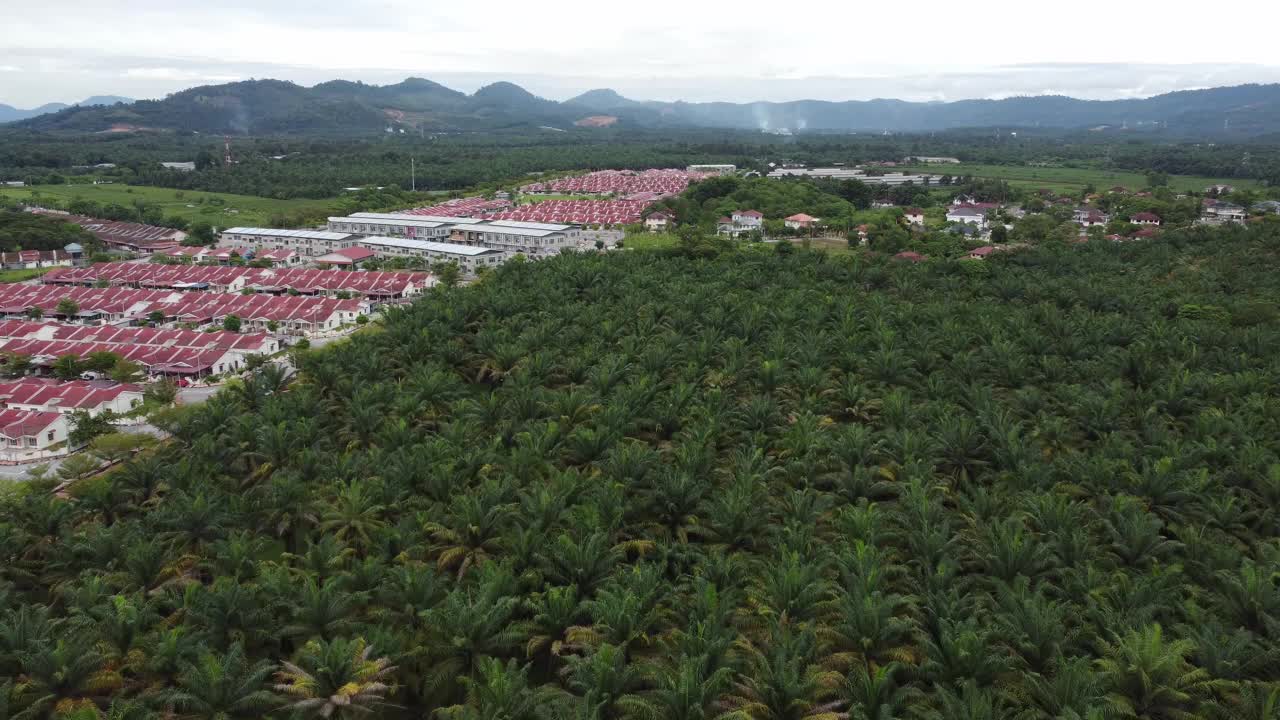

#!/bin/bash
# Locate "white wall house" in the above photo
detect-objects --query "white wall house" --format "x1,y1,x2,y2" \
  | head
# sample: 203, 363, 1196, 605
946, 207, 987, 228
0, 409, 68, 458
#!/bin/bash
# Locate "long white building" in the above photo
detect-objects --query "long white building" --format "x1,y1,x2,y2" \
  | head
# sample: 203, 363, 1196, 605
358, 237, 507, 272
327, 216, 455, 241
449, 220, 579, 257
221, 228, 357, 257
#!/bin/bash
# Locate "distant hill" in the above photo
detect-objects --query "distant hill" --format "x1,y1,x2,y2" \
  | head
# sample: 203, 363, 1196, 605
0, 96, 133, 123
9, 78, 1280, 137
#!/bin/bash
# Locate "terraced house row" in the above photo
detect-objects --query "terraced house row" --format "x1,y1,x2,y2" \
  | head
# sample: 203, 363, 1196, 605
0, 285, 368, 335
42, 264, 433, 300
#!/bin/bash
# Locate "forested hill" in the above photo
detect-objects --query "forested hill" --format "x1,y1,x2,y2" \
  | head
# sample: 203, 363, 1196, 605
11, 77, 1280, 137
5, 223, 1280, 718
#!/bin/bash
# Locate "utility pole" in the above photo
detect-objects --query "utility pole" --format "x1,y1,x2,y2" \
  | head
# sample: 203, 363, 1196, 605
411, 157, 416, 192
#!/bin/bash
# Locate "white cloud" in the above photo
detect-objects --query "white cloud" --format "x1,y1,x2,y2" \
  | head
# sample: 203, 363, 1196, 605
123, 67, 242, 82
0, 65, 19, 72
1, 0, 1279, 106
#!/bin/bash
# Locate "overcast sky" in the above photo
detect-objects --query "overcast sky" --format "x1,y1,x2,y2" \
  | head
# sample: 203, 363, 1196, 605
3, 0, 1280, 107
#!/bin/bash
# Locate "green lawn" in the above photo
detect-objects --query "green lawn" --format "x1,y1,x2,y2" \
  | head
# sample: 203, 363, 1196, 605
623, 231, 679, 250
0, 184, 340, 227
0, 267, 54, 283
900, 164, 1260, 194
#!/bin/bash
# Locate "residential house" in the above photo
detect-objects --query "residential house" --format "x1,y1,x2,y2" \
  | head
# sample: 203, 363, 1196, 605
903, 208, 926, 226
784, 213, 820, 230
1204, 203, 1247, 222
1130, 212, 1162, 226
644, 212, 672, 232
0, 379, 144, 417
1206, 184, 1235, 195
946, 207, 988, 229
1076, 210, 1109, 228
966, 246, 997, 261
315, 247, 378, 269
0, 409, 68, 458
254, 249, 302, 267
162, 246, 214, 263
717, 210, 765, 237
1254, 200, 1280, 215
0, 250, 75, 270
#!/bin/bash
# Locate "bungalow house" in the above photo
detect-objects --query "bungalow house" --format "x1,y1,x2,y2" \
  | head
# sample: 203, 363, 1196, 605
946, 207, 987, 229
315, 247, 378, 269
717, 210, 764, 237
966, 246, 997, 261
1204, 203, 1247, 222
1075, 210, 1109, 228
162, 246, 214, 263
0, 408, 68, 458
211, 248, 252, 265
644, 212, 672, 232
1254, 200, 1280, 215
903, 208, 926, 226
784, 213, 820, 230
1130, 212, 1162, 226
254, 249, 303, 267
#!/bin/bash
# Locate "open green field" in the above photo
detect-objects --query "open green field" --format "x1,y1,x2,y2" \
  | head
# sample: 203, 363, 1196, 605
0, 268, 53, 283
0, 184, 340, 227
901, 164, 1261, 194
622, 231, 679, 250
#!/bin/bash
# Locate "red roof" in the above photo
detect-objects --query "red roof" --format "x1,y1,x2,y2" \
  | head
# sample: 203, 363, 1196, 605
893, 251, 927, 262
1131, 212, 1161, 223
0, 408, 63, 438
737, 210, 763, 218
521, 169, 707, 196
41, 264, 428, 299
905, 208, 924, 215
0, 379, 142, 411
968, 246, 996, 257
333, 247, 377, 261
785, 213, 818, 222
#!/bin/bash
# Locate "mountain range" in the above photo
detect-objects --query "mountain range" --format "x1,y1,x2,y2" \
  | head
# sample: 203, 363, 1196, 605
6, 78, 1280, 137
0, 96, 133, 124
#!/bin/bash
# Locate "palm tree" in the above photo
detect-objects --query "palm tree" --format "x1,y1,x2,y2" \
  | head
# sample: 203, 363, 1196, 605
616, 653, 736, 720
557, 644, 644, 719
316, 482, 387, 551
1096, 624, 1215, 720
838, 662, 924, 720
720, 623, 840, 720
166, 643, 278, 720
274, 638, 397, 720
437, 658, 540, 720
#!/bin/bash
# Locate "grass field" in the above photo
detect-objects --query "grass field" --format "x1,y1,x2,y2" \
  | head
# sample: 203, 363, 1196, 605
0, 184, 340, 227
900, 164, 1260, 194
623, 231, 679, 250
0, 268, 54, 283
